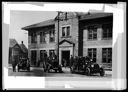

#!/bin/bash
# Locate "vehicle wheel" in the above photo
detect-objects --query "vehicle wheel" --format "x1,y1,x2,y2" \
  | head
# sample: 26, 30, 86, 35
44, 69, 47, 72
58, 68, 63, 73
55, 70, 57, 73
17, 67, 19, 72
70, 66, 75, 73
86, 68, 91, 76
70, 67, 73, 73
100, 68, 105, 76
47, 68, 50, 73
48, 70, 50, 73
27, 68, 30, 72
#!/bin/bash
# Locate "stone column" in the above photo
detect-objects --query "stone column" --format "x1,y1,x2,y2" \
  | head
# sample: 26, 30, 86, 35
96, 48, 102, 64
97, 25, 102, 41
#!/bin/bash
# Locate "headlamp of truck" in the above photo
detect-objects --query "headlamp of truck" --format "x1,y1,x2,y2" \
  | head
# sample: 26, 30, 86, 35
91, 64, 94, 67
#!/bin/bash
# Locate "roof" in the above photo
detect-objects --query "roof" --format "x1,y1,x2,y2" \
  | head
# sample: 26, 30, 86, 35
22, 12, 112, 31
79, 13, 113, 20
22, 19, 55, 30
19, 43, 28, 53
59, 39, 75, 45
9, 39, 18, 48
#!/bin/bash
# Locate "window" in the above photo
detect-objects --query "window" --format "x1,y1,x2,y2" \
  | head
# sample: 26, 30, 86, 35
102, 23, 112, 39
102, 48, 112, 63
49, 50, 55, 57
62, 26, 70, 37
31, 50, 36, 65
88, 26, 97, 40
40, 32, 46, 43
62, 27, 66, 37
31, 32, 37, 43
88, 48, 97, 62
67, 26, 70, 36
40, 50, 47, 60
49, 30, 55, 42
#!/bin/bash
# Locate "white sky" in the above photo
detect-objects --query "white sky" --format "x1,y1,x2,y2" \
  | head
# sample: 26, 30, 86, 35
9, 10, 57, 48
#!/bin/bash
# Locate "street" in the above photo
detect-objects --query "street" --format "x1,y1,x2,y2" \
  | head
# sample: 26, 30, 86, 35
8, 66, 112, 78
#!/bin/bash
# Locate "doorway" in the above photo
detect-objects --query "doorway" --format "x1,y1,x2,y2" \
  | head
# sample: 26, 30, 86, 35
31, 50, 37, 66
61, 50, 70, 67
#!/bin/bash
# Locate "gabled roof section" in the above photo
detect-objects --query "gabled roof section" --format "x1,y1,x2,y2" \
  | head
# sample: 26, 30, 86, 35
59, 39, 75, 45
9, 39, 19, 48
19, 44, 28, 53
22, 19, 55, 30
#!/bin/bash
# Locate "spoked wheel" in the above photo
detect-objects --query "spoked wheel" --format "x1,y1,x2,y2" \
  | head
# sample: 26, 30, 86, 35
86, 68, 91, 76
100, 68, 105, 76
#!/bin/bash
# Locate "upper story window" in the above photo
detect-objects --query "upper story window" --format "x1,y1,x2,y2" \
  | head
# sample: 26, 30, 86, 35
31, 32, 37, 43
40, 31, 46, 43
88, 26, 97, 40
102, 23, 112, 39
49, 30, 55, 42
62, 26, 70, 37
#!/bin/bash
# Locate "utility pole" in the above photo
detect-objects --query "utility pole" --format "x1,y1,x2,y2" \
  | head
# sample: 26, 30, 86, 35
56, 11, 67, 64
57, 11, 60, 63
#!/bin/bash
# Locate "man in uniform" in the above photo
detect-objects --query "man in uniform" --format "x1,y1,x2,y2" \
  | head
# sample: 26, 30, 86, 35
69, 55, 74, 69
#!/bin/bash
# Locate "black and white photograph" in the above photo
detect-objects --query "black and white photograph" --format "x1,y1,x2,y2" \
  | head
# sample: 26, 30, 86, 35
2, 2, 126, 90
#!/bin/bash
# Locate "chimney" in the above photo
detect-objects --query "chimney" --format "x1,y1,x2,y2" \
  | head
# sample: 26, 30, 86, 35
21, 41, 23, 44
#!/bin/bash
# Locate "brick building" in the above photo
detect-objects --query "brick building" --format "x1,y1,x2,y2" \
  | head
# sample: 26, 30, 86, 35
22, 12, 113, 69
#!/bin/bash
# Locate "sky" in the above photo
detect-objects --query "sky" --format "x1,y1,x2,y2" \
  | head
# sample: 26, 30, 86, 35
9, 11, 57, 48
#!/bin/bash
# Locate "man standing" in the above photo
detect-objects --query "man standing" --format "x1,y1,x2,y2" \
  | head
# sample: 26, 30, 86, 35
43, 51, 47, 72
69, 55, 73, 69
64, 59, 67, 69
12, 59, 17, 72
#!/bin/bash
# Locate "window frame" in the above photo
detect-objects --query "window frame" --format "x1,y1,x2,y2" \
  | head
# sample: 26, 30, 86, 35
102, 48, 112, 63
61, 25, 71, 38
49, 29, 55, 43
40, 50, 46, 60
88, 48, 97, 62
31, 32, 37, 43
40, 31, 46, 43
87, 25, 98, 40
102, 23, 113, 40
49, 50, 55, 57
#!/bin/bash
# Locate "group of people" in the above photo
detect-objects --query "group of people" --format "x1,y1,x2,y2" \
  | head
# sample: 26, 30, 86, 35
12, 57, 30, 72
40, 53, 58, 70
69, 55, 93, 70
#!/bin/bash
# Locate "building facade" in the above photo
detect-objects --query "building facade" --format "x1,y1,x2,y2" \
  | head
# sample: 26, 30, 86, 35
22, 12, 113, 69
